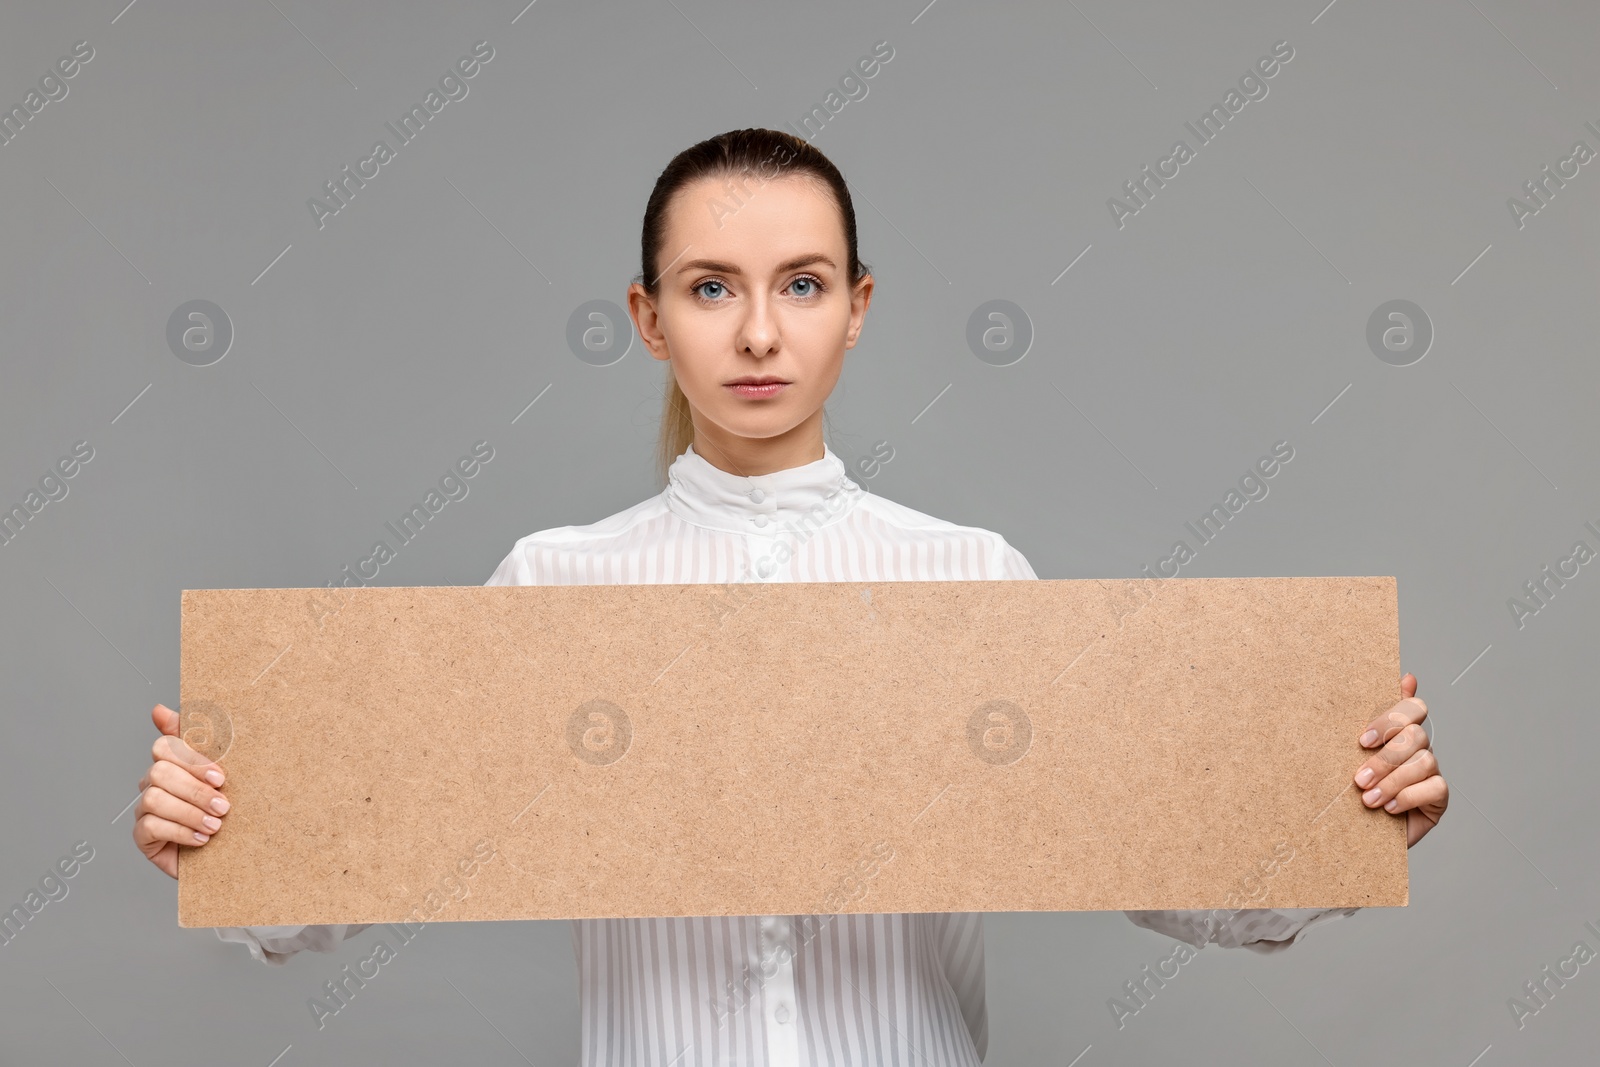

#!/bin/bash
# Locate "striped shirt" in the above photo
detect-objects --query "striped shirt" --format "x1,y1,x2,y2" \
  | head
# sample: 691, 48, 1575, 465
215, 441, 1358, 1063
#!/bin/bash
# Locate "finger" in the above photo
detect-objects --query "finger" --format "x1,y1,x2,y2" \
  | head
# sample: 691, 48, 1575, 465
129, 824, 179, 880
150, 843, 177, 879
1354, 721, 1429, 790
138, 784, 225, 837
149, 759, 231, 819
151, 732, 226, 786
1400, 673, 1417, 701
1359, 748, 1437, 808
1359, 693, 1428, 748
152, 702, 182, 737
1384, 773, 1448, 818
135, 810, 212, 849
1404, 779, 1449, 848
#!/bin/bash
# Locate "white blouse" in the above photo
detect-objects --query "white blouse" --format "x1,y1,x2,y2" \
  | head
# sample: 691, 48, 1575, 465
215, 441, 1358, 1064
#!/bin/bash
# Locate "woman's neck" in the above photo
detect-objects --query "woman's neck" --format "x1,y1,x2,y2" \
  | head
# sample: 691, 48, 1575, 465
687, 411, 827, 476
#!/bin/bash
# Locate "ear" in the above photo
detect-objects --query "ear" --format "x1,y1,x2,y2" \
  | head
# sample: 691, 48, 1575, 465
628, 282, 670, 362
844, 273, 874, 349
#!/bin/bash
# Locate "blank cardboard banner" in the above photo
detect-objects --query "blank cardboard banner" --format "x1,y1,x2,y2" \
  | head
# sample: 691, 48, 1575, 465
177, 576, 1406, 928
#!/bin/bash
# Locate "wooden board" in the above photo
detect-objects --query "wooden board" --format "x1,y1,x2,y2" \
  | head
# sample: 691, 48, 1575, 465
177, 577, 1406, 927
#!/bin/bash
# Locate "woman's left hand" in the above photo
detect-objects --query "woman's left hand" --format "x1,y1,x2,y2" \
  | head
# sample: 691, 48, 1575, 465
1352, 673, 1448, 847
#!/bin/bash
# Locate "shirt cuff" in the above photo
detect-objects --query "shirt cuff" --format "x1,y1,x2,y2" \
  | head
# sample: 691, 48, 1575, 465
1122, 907, 1360, 953
213, 923, 373, 966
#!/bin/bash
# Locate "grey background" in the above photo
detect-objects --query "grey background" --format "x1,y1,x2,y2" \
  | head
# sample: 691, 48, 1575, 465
2, 0, 1596, 1063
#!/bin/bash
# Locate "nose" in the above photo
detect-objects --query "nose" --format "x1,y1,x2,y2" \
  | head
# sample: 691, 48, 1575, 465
737, 290, 780, 358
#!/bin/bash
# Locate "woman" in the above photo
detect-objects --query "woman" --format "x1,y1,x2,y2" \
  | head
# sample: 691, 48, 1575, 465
135, 128, 1448, 1065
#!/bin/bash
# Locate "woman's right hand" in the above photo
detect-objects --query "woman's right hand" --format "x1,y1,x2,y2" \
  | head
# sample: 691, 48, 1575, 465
134, 703, 230, 879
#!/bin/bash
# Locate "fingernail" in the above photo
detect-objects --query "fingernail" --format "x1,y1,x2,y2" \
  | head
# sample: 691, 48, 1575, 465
193, 831, 210, 843
210, 797, 230, 815
1355, 767, 1375, 787
1360, 730, 1378, 746
205, 770, 224, 786
202, 815, 221, 831
1362, 787, 1382, 805
1385, 799, 1399, 812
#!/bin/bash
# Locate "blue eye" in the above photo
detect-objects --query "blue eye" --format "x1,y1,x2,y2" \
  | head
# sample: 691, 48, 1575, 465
692, 274, 826, 304
788, 274, 828, 298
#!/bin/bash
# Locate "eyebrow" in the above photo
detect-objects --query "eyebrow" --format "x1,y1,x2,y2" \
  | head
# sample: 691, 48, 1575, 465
675, 253, 836, 277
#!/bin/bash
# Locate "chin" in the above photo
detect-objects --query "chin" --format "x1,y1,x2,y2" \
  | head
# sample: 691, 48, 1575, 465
708, 414, 802, 441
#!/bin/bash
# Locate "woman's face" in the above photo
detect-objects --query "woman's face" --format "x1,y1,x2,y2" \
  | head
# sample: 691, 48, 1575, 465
629, 172, 872, 466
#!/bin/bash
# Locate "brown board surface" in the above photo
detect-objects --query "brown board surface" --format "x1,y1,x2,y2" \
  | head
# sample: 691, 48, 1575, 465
177, 577, 1406, 927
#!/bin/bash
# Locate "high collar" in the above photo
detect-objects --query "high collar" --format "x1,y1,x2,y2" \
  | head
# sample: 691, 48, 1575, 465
664, 441, 864, 535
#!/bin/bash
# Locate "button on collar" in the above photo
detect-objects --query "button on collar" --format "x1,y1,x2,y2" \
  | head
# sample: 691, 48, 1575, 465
663, 442, 863, 535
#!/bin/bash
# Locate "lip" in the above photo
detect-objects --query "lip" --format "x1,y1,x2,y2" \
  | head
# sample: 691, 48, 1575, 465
724, 377, 791, 399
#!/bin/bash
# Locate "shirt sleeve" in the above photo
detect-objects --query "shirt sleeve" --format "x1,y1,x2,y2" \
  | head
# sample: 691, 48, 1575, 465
934, 912, 989, 1062
485, 537, 533, 587
215, 544, 531, 964
212, 923, 374, 966
1122, 907, 1359, 953
993, 536, 1038, 581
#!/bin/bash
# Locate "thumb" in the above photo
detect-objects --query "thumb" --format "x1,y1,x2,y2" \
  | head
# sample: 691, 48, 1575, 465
153, 703, 181, 736
1399, 672, 1417, 700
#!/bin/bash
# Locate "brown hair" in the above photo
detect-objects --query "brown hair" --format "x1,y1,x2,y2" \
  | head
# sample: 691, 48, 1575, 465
635, 128, 869, 485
